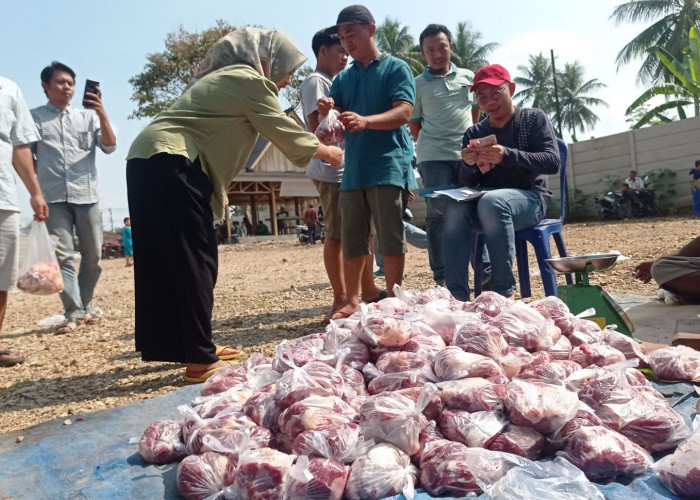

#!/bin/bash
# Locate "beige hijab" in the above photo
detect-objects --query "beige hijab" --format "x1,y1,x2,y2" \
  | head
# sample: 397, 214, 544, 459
193, 27, 307, 84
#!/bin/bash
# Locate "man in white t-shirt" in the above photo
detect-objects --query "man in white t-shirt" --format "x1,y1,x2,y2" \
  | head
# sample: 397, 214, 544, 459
300, 26, 384, 323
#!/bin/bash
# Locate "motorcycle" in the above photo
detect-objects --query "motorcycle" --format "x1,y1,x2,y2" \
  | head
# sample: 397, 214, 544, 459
297, 222, 325, 245
593, 187, 659, 220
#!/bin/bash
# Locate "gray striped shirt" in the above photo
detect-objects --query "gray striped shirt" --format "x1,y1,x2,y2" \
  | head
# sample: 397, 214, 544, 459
30, 103, 116, 204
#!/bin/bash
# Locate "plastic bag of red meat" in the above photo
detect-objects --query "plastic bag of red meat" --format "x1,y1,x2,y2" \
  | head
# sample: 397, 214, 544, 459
568, 317, 604, 346
419, 439, 533, 497
451, 319, 507, 361
557, 425, 652, 481
420, 299, 481, 344
654, 416, 700, 500
322, 323, 370, 369
16, 221, 64, 295
546, 334, 573, 360
353, 306, 413, 348
359, 383, 437, 455
177, 451, 237, 500
483, 456, 604, 500
531, 296, 576, 336
292, 422, 373, 464
201, 353, 276, 396
519, 360, 582, 385
224, 447, 296, 500
463, 290, 512, 317
367, 367, 437, 395
393, 284, 452, 306
438, 408, 507, 448
344, 443, 417, 500
315, 109, 345, 145
277, 395, 357, 439
242, 390, 282, 432
193, 387, 254, 418
438, 377, 506, 412
570, 342, 626, 368
602, 328, 649, 368
272, 337, 329, 372
179, 405, 265, 455
490, 302, 559, 352
487, 423, 545, 460
433, 346, 504, 380
504, 379, 579, 434
285, 455, 350, 500
649, 345, 700, 382
138, 418, 186, 464
274, 359, 345, 409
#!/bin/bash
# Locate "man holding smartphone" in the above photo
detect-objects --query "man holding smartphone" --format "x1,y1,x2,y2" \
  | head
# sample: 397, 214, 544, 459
30, 61, 116, 334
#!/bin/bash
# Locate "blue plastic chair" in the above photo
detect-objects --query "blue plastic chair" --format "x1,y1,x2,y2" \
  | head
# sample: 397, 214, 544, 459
474, 138, 572, 298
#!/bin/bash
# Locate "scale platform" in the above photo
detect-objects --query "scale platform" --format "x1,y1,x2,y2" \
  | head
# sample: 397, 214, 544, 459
547, 253, 635, 336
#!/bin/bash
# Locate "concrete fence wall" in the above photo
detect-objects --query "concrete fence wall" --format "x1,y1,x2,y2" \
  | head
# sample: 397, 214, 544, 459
562, 116, 700, 212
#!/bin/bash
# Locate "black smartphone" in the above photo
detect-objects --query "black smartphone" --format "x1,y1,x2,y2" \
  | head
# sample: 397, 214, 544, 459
83, 79, 100, 108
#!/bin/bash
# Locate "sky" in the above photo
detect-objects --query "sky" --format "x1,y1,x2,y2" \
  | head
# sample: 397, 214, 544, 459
2, 0, 650, 226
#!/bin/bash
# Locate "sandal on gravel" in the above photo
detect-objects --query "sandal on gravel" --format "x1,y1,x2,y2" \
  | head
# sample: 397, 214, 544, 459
215, 345, 244, 360
55, 320, 80, 335
363, 289, 388, 304
183, 360, 238, 383
0, 350, 26, 367
330, 305, 359, 321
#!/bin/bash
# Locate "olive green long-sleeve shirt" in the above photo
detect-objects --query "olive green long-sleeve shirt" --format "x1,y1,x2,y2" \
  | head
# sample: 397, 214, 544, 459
128, 64, 319, 217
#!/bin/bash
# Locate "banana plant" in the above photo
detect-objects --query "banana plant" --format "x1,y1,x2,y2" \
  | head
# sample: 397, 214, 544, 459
626, 26, 700, 129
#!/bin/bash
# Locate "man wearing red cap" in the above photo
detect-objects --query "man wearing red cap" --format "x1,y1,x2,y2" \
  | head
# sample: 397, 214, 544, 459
443, 64, 560, 301
318, 4, 415, 318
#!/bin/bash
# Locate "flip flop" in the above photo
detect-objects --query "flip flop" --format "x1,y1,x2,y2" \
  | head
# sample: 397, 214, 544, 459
183, 360, 238, 384
0, 349, 26, 367
330, 305, 359, 321
215, 345, 244, 361
363, 290, 388, 304
55, 320, 79, 335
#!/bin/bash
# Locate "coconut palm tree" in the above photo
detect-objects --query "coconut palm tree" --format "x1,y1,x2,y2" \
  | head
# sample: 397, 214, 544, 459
450, 21, 499, 72
610, 0, 700, 84
513, 53, 555, 113
375, 17, 423, 75
557, 62, 608, 141
626, 26, 700, 128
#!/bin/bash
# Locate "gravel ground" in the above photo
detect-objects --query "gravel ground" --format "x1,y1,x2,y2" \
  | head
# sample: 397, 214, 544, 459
0, 216, 696, 435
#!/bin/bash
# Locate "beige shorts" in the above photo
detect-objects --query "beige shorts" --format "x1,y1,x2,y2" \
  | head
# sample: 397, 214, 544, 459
0, 211, 19, 291
339, 185, 406, 259
311, 179, 341, 240
651, 255, 700, 285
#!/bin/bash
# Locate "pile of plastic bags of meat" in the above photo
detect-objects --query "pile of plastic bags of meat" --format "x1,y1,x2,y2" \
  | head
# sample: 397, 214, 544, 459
137, 287, 700, 500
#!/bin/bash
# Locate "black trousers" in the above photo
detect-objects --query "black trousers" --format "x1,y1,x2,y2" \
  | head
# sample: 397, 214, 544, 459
126, 154, 218, 363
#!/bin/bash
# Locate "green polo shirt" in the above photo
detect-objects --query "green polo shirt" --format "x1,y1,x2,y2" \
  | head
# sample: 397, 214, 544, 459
329, 53, 415, 191
127, 64, 319, 218
411, 63, 475, 163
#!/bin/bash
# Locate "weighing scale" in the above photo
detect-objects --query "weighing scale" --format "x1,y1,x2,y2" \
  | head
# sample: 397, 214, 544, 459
546, 253, 635, 336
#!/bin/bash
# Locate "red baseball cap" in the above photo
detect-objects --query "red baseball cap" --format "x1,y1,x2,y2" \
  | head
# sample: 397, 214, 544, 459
470, 64, 512, 91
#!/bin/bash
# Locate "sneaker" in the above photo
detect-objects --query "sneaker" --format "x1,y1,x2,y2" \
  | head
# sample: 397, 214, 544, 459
373, 270, 385, 278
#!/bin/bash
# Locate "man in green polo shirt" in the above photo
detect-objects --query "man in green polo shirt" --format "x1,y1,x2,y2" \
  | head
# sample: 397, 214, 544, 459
410, 24, 481, 287
318, 4, 415, 319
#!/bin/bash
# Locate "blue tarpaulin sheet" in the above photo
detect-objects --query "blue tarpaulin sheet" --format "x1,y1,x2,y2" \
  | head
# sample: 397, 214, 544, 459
0, 381, 696, 499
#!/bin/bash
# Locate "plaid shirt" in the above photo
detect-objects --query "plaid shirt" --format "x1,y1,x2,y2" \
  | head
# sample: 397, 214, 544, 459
30, 103, 116, 204
0, 77, 41, 212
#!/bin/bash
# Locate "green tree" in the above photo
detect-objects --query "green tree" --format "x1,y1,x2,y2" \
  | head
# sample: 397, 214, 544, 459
626, 26, 700, 128
280, 65, 314, 109
375, 17, 423, 75
610, 0, 700, 84
128, 20, 235, 119
450, 21, 499, 72
557, 62, 608, 141
513, 53, 555, 112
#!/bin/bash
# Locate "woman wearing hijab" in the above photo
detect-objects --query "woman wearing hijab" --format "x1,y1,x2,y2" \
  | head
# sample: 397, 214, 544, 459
126, 28, 343, 383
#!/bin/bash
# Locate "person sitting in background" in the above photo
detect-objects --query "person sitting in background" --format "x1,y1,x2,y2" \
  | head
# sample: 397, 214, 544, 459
242, 215, 253, 236
633, 235, 700, 304
443, 64, 560, 301
256, 220, 270, 236
232, 220, 244, 238
689, 159, 700, 216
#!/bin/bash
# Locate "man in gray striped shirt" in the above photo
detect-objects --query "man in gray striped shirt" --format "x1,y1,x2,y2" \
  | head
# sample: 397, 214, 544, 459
30, 61, 116, 333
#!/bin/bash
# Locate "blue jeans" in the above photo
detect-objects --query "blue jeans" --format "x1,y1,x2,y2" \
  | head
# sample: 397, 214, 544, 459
417, 161, 461, 283
693, 188, 700, 216
308, 225, 317, 244
443, 189, 543, 301
46, 203, 103, 320
375, 221, 428, 273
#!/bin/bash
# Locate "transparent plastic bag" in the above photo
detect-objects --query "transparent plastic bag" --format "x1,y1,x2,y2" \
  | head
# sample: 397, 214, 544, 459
654, 416, 700, 499
315, 109, 345, 145
16, 220, 63, 295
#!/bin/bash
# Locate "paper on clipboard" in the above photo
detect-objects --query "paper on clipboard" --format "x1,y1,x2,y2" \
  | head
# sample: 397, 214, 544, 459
426, 187, 485, 201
